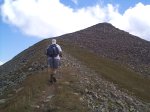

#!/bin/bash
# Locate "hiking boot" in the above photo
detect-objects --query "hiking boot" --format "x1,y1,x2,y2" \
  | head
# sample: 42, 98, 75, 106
49, 79, 53, 84
49, 74, 54, 83
52, 77, 57, 83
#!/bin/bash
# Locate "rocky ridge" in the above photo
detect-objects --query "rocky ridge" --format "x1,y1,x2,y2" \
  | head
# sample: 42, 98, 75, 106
59, 23, 150, 77
0, 39, 49, 95
26, 52, 150, 112
0, 22, 150, 111
56, 52, 150, 111
1, 46, 149, 111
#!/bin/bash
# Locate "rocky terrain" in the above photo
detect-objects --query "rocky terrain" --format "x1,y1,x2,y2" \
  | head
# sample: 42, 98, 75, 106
59, 23, 150, 77
0, 39, 49, 95
1, 52, 149, 112
0, 22, 150, 111
58, 53, 150, 112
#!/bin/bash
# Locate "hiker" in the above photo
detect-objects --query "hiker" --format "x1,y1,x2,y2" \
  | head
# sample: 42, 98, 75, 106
46, 39, 62, 83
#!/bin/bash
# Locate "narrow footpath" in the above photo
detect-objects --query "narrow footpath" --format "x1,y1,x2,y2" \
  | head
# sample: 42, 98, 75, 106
31, 53, 150, 112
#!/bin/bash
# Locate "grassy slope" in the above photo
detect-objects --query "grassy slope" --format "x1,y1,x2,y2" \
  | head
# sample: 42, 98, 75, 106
50, 67, 89, 112
0, 39, 88, 112
0, 70, 48, 112
0, 67, 88, 112
60, 40, 150, 102
1, 38, 150, 111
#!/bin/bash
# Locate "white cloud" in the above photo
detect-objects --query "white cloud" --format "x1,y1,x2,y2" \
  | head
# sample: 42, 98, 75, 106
0, 61, 4, 66
109, 3, 150, 41
71, 0, 78, 5
0, 0, 103, 38
0, 0, 150, 41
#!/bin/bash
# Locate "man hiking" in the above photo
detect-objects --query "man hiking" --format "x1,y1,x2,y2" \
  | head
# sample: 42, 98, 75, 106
46, 39, 62, 84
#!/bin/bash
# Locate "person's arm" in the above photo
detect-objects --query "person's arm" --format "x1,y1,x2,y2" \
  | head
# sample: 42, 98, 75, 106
59, 51, 62, 57
57, 44, 62, 57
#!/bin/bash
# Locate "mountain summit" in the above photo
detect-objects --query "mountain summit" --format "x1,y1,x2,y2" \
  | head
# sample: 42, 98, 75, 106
0, 23, 150, 111
59, 22, 150, 77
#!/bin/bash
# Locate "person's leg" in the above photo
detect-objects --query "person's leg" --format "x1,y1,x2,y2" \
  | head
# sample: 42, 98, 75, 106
49, 59, 59, 83
49, 68, 57, 82
52, 68, 57, 74
47, 67, 52, 82
52, 59, 60, 82
51, 68, 57, 82
48, 58, 54, 82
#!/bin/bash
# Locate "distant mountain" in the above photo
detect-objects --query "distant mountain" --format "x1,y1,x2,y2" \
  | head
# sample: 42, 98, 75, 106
59, 22, 150, 77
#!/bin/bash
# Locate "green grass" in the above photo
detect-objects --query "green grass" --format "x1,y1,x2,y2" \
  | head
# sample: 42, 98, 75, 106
0, 67, 89, 112
1, 38, 149, 111
0, 39, 89, 112
60, 41, 150, 102
0, 71, 49, 112
50, 67, 89, 112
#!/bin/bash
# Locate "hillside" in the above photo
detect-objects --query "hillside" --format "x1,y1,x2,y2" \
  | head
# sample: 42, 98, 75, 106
59, 23, 150, 77
0, 23, 150, 111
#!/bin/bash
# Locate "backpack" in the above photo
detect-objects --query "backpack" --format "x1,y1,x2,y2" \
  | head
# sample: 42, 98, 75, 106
47, 44, 59, 57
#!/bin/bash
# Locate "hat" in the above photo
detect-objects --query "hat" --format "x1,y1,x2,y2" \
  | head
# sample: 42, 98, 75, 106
52, 39, 56, 44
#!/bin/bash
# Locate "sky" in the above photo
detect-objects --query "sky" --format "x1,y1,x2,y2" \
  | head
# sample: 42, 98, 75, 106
0, 0, 150, 65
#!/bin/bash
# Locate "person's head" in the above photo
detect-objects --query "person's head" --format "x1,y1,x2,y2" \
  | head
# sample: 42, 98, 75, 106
52, 39, 56, 44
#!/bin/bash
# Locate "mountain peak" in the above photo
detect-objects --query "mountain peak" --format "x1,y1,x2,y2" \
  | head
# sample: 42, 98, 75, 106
93, 22, 114, 27
0, 22, 150, 111
60, 22, 150, 77
85, 22, 115, 30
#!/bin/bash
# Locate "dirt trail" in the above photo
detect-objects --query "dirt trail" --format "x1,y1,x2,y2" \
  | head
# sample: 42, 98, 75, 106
31, 69, 62, 112
30, 53, 89, 112
30, 53, 150, 112
32, 84, 57, 112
